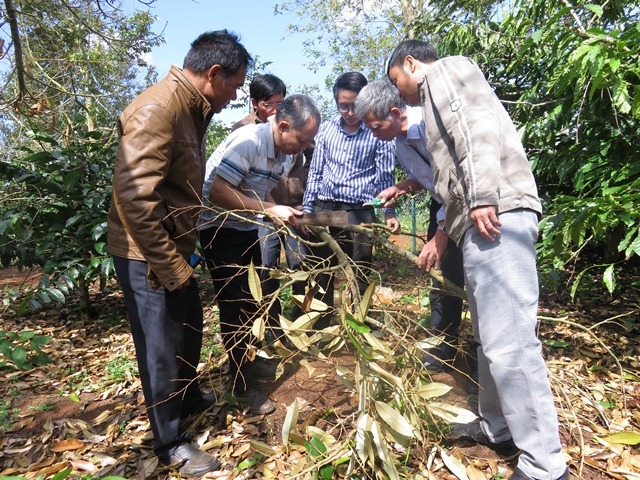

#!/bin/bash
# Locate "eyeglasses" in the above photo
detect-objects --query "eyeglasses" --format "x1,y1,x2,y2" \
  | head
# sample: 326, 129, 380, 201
260, 101, 283, 110
337, 104, 356, 114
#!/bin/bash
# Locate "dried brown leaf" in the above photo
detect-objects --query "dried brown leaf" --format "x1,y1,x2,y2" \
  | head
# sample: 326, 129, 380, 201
50, 437, 85, 452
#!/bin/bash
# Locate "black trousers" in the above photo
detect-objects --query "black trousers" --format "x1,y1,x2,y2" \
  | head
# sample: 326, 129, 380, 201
425, 198, 466, 361
199, 226, 262, 392
113, 256, 204, 456
307, 203, 377, 327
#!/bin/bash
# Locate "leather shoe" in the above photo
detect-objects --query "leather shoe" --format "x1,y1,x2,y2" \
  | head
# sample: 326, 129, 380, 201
244, 388, 275, 415
161, 442, 221, 477
243, 358, 279, 380
510, 466, 570, 480
447, 421, 519, 456
182, 392, 216, 419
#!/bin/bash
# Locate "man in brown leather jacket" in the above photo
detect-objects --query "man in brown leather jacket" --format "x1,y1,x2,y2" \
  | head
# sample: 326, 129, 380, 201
107, 30, 252, 478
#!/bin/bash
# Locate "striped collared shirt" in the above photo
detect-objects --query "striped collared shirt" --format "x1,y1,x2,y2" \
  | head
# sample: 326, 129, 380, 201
302, 115, 395, 213
198, 120, 293, 231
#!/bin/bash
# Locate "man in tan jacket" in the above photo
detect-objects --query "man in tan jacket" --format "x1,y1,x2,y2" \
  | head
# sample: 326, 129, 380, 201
107, 30, 251, 477
387, 40, 568, 480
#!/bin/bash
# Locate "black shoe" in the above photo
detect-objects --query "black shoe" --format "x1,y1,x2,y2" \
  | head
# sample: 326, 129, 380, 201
244, 388, 275, 415
447, 421, 520, 457
510, 466, 570, 480
182, 392, 216, 419
161, 442, 221, 477
423, 343, 456, 372
243, 358, 279, 380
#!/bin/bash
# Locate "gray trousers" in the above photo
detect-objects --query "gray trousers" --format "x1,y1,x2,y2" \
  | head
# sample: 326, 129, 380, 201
463, 209, 566, 479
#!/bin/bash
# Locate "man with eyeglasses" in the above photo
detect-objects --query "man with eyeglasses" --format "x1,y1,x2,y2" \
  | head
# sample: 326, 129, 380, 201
198, 94, 321, 416
302, 72, 398, 327
232, 73, 286, 130
232, 74, 314, 340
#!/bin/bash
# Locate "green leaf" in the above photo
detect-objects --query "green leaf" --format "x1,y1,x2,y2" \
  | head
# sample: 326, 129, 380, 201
345, 317, 370, 333
599, 431, 640, 445
320, 464, 334, 480
11, 346, 28, 369
602, 264, 616, 294
51, 467, 73, 480
307, 436, 328, 457
236, 453, 263, 470
584, 4, 604, 16
45, 287, 66, 303
68, 393, 81, 402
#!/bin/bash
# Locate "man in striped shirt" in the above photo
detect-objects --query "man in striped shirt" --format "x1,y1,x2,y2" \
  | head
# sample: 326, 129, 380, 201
198, 94, 320, 415
302, 72, 397, 327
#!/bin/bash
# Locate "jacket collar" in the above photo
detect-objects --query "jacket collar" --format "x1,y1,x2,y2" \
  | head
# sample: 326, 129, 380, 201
168, 65, 213, 123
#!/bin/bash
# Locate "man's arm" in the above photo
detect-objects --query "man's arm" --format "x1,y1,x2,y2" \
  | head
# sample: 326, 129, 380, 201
209, 176, 302, 226
113, 105, 193, 290
302, 129, 326, 213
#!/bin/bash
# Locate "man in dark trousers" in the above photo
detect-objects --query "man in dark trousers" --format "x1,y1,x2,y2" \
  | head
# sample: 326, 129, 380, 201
107, 31, 252, 477
231, 74, 312, 338
198, 94, 320, 416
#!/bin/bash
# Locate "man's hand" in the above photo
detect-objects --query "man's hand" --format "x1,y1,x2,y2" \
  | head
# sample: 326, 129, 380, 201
182, 272, 196, 288
265, 205, 303, 227
386, 215, 401, 234
417, 229, 449, 271
376, 185, 402, 207
470, 205, 501, 240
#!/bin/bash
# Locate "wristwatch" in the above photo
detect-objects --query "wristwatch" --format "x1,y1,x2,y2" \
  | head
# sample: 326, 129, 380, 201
437, 224, 446, 233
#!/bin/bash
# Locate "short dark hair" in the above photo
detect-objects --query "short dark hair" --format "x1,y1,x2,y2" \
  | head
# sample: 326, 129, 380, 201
249, 74, 287, 101
387, 40, 439, 75
276, 94, 321, 130
183, 30, 253, 77
332, 72, 368, 101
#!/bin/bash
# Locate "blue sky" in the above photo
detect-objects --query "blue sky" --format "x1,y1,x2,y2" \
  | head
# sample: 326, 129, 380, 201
143, 0, 333, 123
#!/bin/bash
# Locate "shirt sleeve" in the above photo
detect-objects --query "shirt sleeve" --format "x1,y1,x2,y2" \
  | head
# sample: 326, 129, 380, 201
373, 138, 397, 217
302, 125, 326, 213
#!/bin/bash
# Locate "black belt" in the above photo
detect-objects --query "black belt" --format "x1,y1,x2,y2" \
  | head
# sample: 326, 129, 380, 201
316, 200, 372, 211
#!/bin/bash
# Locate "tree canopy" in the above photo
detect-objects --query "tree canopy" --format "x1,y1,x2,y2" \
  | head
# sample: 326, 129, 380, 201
275, 0, 640, 294
0, 0, 638, 311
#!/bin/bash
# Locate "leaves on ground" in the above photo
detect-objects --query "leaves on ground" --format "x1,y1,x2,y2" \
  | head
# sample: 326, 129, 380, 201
1, 249, 639, 479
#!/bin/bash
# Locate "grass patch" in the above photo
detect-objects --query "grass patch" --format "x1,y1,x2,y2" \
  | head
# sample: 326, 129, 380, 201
0, 400, 19, 433
105, 356, 137, 383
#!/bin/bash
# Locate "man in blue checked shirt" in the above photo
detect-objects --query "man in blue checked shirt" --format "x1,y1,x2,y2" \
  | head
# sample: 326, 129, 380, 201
302, 72, 398, 327
354, 79, 479, 395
